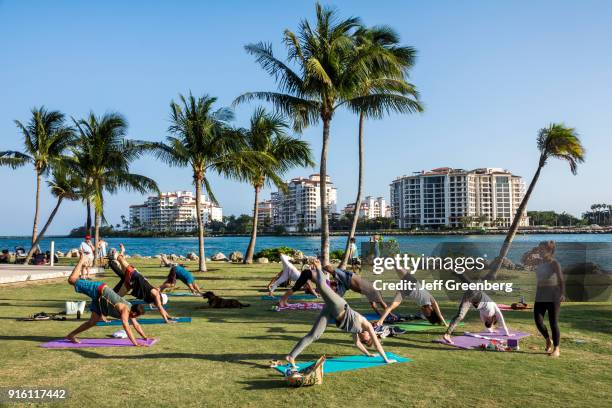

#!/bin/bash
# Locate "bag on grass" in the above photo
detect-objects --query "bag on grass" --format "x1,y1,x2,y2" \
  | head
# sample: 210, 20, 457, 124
285, 355, 326, 387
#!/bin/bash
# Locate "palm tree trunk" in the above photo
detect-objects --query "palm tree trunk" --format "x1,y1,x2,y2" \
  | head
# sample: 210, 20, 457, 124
86, 199, 92, 235
244, 185, 260, 264
341, 112, 365, 268
194, 174, 207, 272
320, 118, 331, 265
24, 197, 63, 264
94, 209, 100, 266
31, 170, 42, 245
486, 158, 545, 279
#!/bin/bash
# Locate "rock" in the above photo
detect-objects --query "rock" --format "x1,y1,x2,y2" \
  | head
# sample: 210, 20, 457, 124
206, 257, 211, 262
229, 251, 243, 262
154, 254, 162, 259
132, 254, 142, 259
187, 252, 199, 261
169, 254, 179, 261
291, 250, 305, 262
67, 248, 79, 258
256, 257, 269, 264
178, 255, 187, 261
211, 252, 228, 261
55, 251, 65, 258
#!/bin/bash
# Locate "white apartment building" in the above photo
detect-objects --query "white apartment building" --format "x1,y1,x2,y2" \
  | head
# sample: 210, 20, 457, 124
390, 167, 528, 229
271, 174, 338, 232
256, 200, 273, 225
129, 191, 223, 232
342, 196, 391, 219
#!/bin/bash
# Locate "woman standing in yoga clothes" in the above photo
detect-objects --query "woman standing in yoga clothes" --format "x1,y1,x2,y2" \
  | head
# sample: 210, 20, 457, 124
529, 241, 565, 357
285, 259, 396, 368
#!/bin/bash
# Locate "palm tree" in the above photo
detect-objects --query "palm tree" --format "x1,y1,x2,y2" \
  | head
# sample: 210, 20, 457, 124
70, 112, 159, 257
24, 164, 81, 264
0, 107, 74, 244
236, 107, 314, 264
487, 123, 585, 279
236, 3, 413, 263
154, 93, 265, 272
339, 25, 423, 268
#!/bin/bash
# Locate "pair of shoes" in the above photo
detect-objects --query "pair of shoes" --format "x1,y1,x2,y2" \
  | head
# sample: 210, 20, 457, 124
374, 325, 391, 339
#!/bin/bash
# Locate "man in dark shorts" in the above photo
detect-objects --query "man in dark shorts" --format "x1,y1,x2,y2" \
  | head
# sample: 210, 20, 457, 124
158, 254, 203, 295
277, 267, 319, 307
66, 253, 150, 346
109, 244, 173, 323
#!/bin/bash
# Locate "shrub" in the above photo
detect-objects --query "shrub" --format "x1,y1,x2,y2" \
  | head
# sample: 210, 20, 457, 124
330, 249, 345, 260
254, 246, 296, 262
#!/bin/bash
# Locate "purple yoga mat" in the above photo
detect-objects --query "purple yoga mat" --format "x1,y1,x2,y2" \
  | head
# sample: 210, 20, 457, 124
434, 329, 531, 350
41, 338, 157, 349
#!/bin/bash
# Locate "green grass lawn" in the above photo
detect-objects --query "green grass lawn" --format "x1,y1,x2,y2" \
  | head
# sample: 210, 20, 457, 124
0, 260, 611, 407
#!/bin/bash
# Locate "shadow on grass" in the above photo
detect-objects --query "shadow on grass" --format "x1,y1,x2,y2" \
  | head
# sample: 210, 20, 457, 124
239, 378, 285, 390
0, 334, 58, 342
63, 349, 273, 368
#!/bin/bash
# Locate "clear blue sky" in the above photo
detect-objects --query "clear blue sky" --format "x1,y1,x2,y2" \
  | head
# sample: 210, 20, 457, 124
1, 0, 611, 235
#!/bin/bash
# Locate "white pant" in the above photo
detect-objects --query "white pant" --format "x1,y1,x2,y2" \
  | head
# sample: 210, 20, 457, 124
270, 255, 300, 292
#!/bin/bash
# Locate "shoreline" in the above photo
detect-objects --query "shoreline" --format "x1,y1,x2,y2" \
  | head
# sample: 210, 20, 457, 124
2, 227, 611, 240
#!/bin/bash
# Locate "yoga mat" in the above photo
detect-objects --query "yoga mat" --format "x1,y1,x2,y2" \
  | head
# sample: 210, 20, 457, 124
433, 329, 531, 350
41, 338, 157, 349
394, 321, 464, 332
274, 352, 410, 375
274, 302, 324, 311
261, 294, 317, 301
166, 292, 198, 297
96, 317, 191, 326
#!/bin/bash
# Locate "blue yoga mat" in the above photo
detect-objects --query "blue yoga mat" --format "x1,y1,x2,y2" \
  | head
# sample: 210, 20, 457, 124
96, 317, 191, 326
274, 352, 410, 375
261, 294, 316, 301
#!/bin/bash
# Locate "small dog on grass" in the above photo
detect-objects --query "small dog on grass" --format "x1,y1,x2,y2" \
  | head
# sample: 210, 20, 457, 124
202, 291, 250, 308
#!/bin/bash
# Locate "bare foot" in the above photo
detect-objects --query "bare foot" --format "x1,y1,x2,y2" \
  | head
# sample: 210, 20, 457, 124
549, 347, 560, 357
442, 333, 453, 344
285, 355, 296, 367
545, 338, 553, 353
67, 336, 80, 344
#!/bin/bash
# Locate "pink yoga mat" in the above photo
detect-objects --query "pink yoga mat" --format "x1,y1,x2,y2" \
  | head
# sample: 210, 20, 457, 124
275, 302, 324, 311
41, 338, 157, 349
434, 329, 530, 349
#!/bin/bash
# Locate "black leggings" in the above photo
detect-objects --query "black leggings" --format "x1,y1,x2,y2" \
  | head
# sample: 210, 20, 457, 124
533, 301, 560, 347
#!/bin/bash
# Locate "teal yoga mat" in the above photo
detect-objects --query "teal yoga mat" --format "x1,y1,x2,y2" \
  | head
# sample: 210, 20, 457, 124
166, 292, 199, 297
261, 294, 316, 301
274, 352, 410, 375
96, 317, 191, 326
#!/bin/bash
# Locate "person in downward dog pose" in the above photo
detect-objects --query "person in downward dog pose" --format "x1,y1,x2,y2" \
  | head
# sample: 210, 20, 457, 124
267, 254, 315, 297
442, 290, 510, 344
158, 254, 202, 295
376, 268, 447, 327
285, 259, 396, 368
322, 265, 390, 316
108, 244, 173, 323
65, 253, 149, 346
277, 265, 319, 307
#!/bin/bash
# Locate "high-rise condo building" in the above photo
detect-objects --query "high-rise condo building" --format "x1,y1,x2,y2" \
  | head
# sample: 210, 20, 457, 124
390, 167, 528, 229
342, 196, 391, 219
129, 191, 223, 232
271, 174, 338, 232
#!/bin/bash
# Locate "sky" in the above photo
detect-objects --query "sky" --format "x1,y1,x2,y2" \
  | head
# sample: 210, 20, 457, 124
1, 0, 611, 235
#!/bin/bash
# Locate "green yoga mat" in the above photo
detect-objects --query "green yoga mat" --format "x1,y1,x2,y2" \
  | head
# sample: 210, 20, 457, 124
274, 352, 410, 374
394, 321, 463, 332
96, 317, 191, 326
